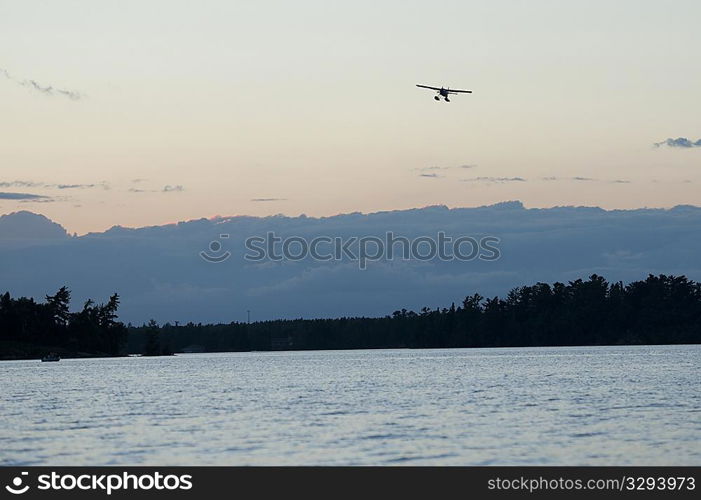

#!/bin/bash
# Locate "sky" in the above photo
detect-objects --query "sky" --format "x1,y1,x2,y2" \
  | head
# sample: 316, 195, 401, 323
1, 0, 700, 235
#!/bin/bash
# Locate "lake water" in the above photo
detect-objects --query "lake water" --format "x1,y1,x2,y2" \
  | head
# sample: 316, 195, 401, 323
1, 346, 699, 465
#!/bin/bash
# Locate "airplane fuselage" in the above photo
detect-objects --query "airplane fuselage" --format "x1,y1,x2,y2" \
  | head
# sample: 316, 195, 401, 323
434, 88, 453, 101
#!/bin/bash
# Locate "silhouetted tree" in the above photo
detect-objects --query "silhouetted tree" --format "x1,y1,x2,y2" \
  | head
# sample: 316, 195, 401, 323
0, 288, 128, 359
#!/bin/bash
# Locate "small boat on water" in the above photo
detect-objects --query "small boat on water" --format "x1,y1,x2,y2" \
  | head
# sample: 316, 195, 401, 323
41, 353, 61, 362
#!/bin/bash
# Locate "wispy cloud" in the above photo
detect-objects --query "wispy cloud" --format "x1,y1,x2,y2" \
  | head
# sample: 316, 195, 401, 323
415, 164, 479, 180
129, 184, 183, 194
127, 181, 183, 194
19, 197, 56, 204
0, 181, 43, 188
56, 183, 107, 190
0, 192, 50, 200
541, 176, 597, 182
1, 67, 83, 100
540, 176, 632, 184
462, 176, 526, 183
415, 163, 478, 173
251, 198, 287, 202
653, 137, 701, 148
0, 180, 108, 190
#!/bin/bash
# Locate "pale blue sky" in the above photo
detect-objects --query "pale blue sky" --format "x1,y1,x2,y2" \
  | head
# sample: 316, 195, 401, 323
1, 0, 700, 233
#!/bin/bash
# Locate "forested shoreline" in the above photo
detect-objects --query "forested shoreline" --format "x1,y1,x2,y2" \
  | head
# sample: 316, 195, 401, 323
0, 287, 127, 360
2, 274, 700, 360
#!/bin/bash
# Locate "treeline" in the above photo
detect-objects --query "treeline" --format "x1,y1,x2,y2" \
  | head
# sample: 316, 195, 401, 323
128, 274, 701, 353
0, 287, 127, 359
2, 274, 699, 359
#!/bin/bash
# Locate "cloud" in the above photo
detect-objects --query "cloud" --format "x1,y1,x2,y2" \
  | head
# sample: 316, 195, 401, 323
540, 176, 631, 184
0, 192, 50, 200
4, 202, 701, 324
56, 183, 101, 190
128, 181, 180, 194
654, 137, 701, 148
416, 163, 478, 173
462, 176, 526, 183
251, 198, 287, 202
0, 180, 109, 190
0, 181, 43, 188
1, 67, 83, 100
19, 198, 56, 204
463, 175, 629, 184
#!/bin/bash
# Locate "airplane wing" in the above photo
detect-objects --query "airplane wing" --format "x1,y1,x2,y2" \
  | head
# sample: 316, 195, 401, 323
447, 89, 473, 94
416, 84, 441, 91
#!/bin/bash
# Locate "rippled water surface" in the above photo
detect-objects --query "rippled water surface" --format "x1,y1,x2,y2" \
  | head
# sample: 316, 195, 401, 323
1, 346, 699, 465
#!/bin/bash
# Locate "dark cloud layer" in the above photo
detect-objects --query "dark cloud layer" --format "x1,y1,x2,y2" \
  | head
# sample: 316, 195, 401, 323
2, 203, 700, 324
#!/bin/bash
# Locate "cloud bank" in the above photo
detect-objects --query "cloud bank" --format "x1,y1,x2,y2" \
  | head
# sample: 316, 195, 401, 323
3, 203, 700, 324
